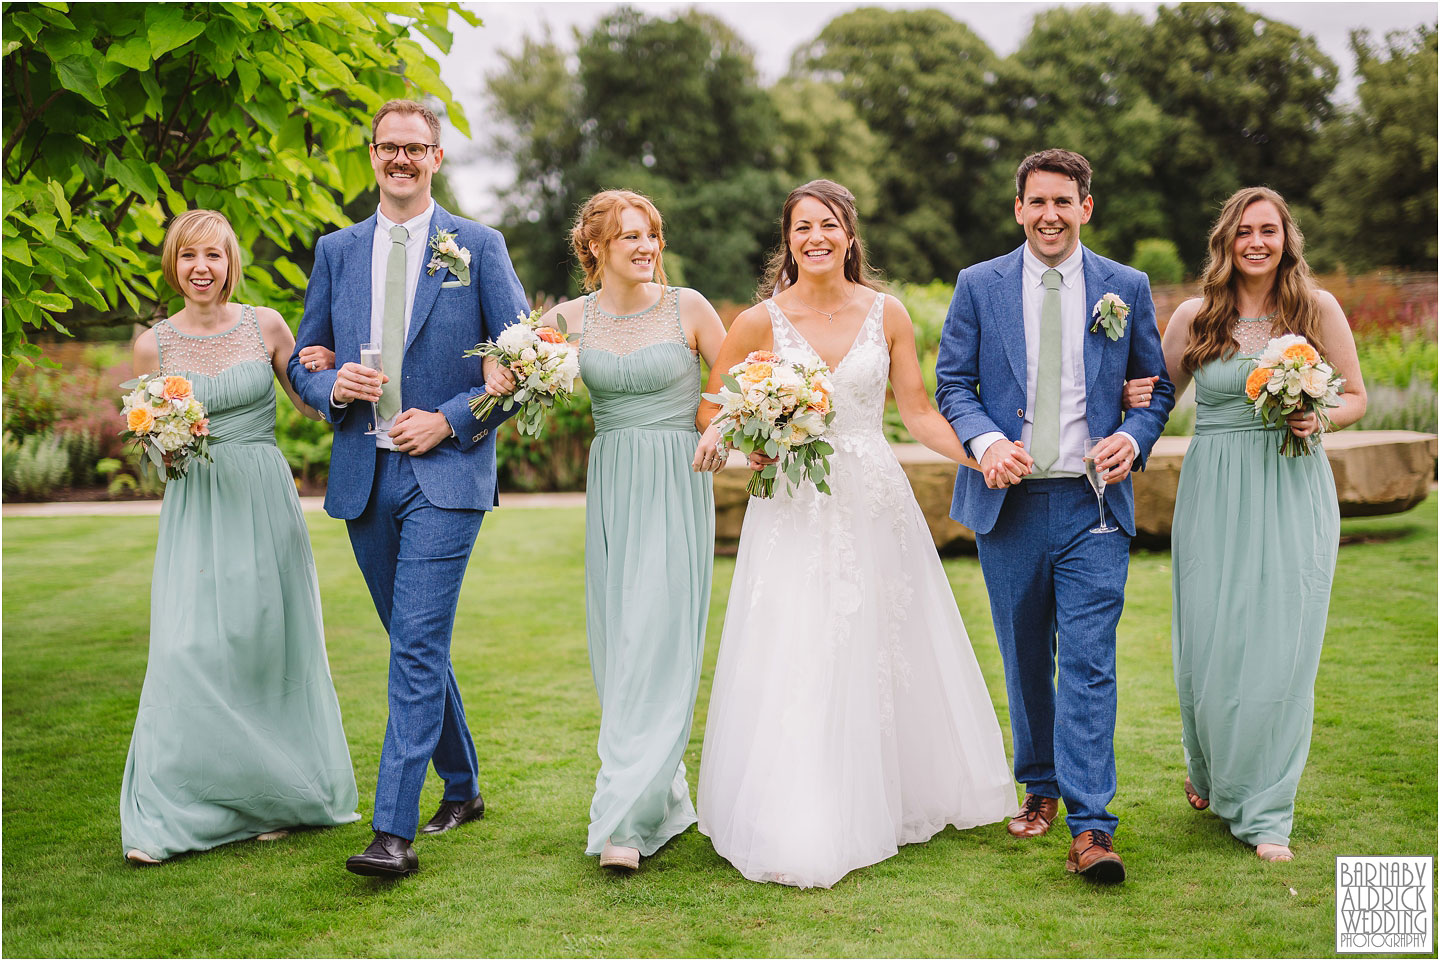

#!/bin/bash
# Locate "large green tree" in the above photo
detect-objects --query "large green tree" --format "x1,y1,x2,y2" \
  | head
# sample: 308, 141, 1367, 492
792, 8, 1011, 282
1312, 25, 1438, 271
2, 1, 476, 375
1136, 2, 1338, 268
1007, 6, 1173, 263
486, 7, 791, 302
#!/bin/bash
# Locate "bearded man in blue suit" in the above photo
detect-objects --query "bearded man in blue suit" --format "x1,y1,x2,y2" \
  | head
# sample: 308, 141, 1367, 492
935, 149, 1174, 884
289, 100, 528, 877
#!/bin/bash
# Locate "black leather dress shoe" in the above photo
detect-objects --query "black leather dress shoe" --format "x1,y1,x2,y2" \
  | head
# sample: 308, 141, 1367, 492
419, 793, 485, 835
345, 831, 418, 878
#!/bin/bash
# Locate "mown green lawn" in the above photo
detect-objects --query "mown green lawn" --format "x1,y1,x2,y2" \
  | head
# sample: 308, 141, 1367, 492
3, 497, 1435, 957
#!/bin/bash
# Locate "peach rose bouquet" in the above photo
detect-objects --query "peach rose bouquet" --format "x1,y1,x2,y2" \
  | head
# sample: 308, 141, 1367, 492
704, 349, 836, 498
1245, 333, 1344, 457
119, 373, 212, 479
464, 308, 580, 437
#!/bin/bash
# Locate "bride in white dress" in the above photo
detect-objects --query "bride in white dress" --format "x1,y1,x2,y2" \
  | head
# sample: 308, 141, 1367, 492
693, 180, 1015, 889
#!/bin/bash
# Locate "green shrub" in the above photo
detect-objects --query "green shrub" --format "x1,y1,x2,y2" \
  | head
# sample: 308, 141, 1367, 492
4, 344, 130, 491
495, 382, 595, 492
1354, 382, 1438, 433
3, 431, 72, 500
59, 428, 101, 486
273, 385, 333, 486
1353, 325, 1438, 391
893, 280, 953, 359
1161, 400, 1196, 436
1131, 239, 1185, 286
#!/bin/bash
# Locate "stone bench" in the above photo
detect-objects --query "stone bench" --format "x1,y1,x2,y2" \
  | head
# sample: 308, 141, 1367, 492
714, 431, 1437, 552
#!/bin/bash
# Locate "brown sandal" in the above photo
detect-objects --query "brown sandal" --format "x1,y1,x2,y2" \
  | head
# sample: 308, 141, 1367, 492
1184, 777, 1209, 811
1257, 844, 1294, 862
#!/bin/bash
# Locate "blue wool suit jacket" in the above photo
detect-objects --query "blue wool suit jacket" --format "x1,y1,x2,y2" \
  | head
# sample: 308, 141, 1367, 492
934, 244, 1175, 536
288, 205, 529, 519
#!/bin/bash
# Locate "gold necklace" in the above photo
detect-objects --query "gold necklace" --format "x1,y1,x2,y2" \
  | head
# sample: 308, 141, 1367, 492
794, 285, 856, 324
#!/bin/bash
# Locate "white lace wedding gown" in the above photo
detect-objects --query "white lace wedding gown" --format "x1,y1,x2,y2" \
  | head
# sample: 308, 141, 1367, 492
697, 291, 1015, 889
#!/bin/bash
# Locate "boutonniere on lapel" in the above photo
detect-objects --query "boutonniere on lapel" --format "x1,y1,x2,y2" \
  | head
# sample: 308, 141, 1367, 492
1090, 293, 1130, 341
426, 228, 471, 286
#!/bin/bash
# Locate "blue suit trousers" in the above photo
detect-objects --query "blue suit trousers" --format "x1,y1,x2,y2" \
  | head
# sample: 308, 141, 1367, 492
347, 450, 484, 840
974, 477, 1128, 836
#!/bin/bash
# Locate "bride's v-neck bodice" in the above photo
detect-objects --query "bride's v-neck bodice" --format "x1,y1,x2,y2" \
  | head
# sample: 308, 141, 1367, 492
764, 291, 889, 448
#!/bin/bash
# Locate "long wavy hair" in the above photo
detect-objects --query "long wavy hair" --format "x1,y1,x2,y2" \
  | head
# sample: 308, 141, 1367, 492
757, 180, 884, 301
570, 189, 669, 292
1183, 186, 1325, 374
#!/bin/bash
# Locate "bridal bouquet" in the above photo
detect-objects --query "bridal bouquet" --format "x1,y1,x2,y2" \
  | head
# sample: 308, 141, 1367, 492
1244, 334, 1344, 457
464, 308, 580, 437
119, 374, 212, 480
704, 349, 836, 498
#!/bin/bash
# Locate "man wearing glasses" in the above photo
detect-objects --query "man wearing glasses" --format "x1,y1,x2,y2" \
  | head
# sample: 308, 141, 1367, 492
289, 99, 530, 878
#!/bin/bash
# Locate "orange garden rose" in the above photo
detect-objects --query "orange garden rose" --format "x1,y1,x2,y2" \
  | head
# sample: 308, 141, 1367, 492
706, 349, 837, 498
162, 375, 194, 401
1280, 343, 1320, 366
465, 307, 582, 438
127, 406, 156, 433
1244, 366, 1273, 400
120, 372, 213, 480
1249, 333, 1345, 457
740, 362, 774, 384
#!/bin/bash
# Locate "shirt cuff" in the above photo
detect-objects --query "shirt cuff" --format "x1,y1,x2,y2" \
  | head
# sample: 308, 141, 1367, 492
968, 431, 1006, 464
1118, 430, 1140, 459
330, 383, 348, 409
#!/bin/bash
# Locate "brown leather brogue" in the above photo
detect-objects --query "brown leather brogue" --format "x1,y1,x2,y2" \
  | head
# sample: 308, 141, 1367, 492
1065, 829, 1125, 883
1007, 793, 1060, 838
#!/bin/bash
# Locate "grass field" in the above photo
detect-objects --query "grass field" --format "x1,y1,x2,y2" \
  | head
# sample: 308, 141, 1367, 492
2, 497, 1435, 957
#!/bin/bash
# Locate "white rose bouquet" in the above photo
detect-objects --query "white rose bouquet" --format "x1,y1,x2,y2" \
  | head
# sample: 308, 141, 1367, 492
1244, 333, 1344, 457
704, 349, 836, 498
464, 308, 581, 437
119, 373, 212, 480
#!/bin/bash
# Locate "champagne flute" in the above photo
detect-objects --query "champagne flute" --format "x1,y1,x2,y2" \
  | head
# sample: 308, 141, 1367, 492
359, 342, 384, 436
1084, 436, 1118, 534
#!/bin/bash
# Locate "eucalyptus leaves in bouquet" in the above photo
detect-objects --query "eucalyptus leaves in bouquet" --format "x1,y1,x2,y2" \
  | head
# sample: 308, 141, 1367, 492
464, 309, 581, 437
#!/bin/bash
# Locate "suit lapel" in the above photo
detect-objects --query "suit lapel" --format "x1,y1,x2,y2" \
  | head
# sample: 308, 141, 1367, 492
1081, 246, 1112, 397
344, 215, 376, 345
989, 248, 1028, 394
405, 205, 449, 351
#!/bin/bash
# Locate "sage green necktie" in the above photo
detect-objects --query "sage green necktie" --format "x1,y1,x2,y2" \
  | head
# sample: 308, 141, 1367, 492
1031, 267, 1063, 474
378, 224, 407, 420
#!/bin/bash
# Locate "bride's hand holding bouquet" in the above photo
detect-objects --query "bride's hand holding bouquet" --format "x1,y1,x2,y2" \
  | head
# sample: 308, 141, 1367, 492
703, 349, 836, 498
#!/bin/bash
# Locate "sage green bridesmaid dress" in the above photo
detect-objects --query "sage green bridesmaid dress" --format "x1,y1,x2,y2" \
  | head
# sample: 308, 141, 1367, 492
120, 307, 359, 861
1171, 320, 1339, 847
579, 288, 715, 857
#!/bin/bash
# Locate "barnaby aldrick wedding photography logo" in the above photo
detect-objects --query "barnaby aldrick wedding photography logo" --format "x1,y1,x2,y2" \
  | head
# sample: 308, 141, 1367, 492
1336, 856, 1434, 953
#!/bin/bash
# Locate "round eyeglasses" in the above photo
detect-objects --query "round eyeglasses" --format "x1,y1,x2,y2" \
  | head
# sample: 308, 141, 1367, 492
372, 142, 438, 161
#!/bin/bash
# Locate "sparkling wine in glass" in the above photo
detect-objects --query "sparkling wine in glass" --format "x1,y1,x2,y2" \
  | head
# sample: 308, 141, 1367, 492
1084, 436, 1118, 534
359, 342, 384, 436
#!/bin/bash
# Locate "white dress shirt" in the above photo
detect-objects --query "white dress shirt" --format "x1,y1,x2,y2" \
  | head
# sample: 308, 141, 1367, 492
970, 243, 1136, 474
332, 203, 435, 449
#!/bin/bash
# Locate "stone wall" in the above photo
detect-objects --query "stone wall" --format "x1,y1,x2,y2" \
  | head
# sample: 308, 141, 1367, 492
714, 431, 1438, 552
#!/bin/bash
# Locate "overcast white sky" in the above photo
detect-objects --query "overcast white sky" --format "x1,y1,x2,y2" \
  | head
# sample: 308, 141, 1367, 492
433, 1, 1437, 218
